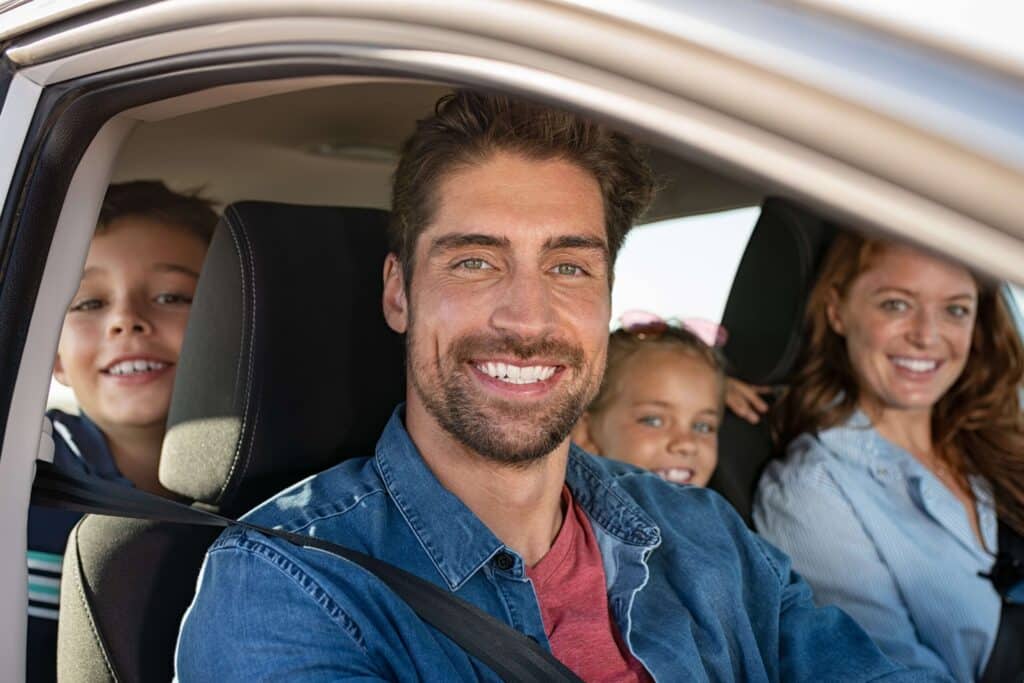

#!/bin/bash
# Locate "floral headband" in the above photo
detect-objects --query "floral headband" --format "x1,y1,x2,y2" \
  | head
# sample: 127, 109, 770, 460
615, 309, 729, 348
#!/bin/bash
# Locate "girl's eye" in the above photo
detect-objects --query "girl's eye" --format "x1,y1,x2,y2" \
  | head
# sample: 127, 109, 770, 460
552, 263, 585, 277
155, 293, 193, 305
456, 258, 491, 271
638, 415, 664, 428
880, 299, 910, 313
69, 298, 103, 312
947, 304, 972, 319
693, 421, 717, 435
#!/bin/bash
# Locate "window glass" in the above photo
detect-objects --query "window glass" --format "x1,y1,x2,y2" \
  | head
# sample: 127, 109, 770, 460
610, 207, 759, 328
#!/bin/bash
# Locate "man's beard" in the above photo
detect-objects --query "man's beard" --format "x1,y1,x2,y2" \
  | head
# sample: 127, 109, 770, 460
409, 326, 601, 467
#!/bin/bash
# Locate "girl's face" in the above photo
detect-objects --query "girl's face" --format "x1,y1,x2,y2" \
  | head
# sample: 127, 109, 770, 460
827, 244, 977, 418
574, 346, 720, 486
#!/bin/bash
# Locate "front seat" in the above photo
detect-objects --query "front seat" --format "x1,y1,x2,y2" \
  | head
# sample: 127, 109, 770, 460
708, 198, 836, 525
56, 202, 406, 682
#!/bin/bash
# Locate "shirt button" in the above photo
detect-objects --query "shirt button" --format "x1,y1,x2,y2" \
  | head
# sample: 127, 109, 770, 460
494, 552, 515, 571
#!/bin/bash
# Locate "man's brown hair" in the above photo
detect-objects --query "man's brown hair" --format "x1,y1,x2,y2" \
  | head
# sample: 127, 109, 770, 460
389, 91, 655, 283
98, 180, 218, 243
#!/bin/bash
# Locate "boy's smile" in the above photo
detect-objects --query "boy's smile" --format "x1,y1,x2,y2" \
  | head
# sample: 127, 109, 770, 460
54, 217, 207, 433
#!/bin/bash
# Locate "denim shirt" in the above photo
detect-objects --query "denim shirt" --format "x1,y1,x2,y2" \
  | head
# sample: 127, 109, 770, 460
176, 408, 943, 682
754, 412, 1012, 682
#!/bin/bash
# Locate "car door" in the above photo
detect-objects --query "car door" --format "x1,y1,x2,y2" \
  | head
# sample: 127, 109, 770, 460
1, 2, 1023, 680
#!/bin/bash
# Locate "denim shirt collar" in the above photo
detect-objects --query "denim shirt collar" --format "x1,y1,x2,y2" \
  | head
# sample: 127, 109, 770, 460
372, 407, 660, 589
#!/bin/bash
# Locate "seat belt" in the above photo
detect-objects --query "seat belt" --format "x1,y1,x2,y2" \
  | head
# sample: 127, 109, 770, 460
31, 461, 583, 683
979, 519, 1024, 683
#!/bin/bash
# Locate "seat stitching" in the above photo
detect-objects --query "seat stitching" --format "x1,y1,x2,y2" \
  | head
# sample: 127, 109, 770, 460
217, 213, 259, 501
69, 524, 120, 682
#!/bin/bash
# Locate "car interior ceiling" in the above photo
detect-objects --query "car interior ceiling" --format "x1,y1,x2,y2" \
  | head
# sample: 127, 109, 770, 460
54, 80, 828, 679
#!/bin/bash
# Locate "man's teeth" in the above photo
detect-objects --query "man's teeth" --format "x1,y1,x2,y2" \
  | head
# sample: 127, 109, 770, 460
657, 468, 694, 484
891, 357, 939, 373
107, 360, 168, 376
476, 362, 557, 384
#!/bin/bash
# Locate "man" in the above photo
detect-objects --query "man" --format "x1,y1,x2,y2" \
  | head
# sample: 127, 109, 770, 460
176, 92, 944, 681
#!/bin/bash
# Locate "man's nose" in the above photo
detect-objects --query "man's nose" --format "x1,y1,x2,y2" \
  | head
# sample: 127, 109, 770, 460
488, 268, 559, 338
107, 300, 153, 337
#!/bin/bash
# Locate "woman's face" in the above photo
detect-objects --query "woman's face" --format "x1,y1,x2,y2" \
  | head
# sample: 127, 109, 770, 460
828, 244, 978, 417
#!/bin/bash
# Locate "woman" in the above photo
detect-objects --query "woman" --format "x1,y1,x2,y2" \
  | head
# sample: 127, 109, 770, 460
753, 232, 1024, 682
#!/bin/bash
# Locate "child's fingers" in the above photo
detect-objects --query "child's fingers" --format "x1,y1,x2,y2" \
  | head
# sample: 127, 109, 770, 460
724, 379, 764, 424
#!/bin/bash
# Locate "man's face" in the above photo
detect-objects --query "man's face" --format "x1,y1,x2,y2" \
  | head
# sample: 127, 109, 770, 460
54, 218, 207, 434
386, 152, 612, 465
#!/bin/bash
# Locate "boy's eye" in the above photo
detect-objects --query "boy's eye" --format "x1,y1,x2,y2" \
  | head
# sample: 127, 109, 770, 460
551, 263, 585, 277
638, 415, 664, 428
880, 298, 910, 313
69, 298, 103, 312
455, 258, 492, 271
154, 293, 193, 305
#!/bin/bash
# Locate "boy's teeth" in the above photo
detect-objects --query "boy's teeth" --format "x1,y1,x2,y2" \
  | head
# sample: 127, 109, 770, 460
107, 360, 168, 376
892, 357, 938, 373
476, 362, 556, 384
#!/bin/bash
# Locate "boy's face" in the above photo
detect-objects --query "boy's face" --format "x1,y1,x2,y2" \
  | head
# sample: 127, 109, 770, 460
574, 346, 720, 487
54, 217, 207, 433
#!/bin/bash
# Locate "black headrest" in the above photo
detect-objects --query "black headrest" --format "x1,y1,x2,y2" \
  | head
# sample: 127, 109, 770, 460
720, 197, 836, 385
159, 202, 405, 515
710, 198, 835, 525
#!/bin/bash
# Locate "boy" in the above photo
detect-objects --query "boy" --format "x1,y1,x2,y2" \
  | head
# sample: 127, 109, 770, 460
28, 181, 216, 682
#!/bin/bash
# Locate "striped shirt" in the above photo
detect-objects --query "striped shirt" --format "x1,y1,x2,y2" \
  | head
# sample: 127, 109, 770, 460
27, 410, 131, 683
753, 411, 1004, 682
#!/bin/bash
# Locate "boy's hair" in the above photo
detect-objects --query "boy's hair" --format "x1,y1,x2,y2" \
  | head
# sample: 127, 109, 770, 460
98, 180, 218, 243
389, 90, 655, 284
587, 326, 727, 416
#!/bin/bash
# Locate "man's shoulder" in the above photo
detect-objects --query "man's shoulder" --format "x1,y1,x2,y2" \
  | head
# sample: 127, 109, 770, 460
240, 454, 388, 531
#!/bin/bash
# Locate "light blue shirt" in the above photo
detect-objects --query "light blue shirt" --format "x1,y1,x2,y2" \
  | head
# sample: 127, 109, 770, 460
754, 411, 1006, 682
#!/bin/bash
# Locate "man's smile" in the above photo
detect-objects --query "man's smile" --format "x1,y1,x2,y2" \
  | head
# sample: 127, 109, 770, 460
468, 360, 566, 396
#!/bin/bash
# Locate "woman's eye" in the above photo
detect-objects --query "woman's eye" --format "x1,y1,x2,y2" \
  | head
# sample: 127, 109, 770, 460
154, 293, 193, 305
69, 298, 103, 312
456, 258, 491, 271
947, 304, 972, 319
638, 415, 664, 428
693, 421, 717, 435
880, 299, 910, 313
552, 263, 585, 277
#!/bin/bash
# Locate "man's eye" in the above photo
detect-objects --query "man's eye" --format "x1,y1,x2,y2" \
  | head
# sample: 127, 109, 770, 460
456, 258, 491, 271
154, 293, 193, 305
552, 263, 585, 277
69, 298, 103, 312
638, 415, 664, 428
880, 299, 910, 313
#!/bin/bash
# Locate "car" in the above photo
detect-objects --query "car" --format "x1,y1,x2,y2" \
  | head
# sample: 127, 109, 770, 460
1, 1, 1023, 680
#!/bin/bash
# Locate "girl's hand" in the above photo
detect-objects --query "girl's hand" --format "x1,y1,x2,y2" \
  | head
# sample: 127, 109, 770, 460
725, 379, 772, 424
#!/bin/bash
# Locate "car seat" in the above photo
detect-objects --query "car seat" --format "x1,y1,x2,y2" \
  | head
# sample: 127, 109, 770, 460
708, 198, 836, 525
55, 202, 406, 682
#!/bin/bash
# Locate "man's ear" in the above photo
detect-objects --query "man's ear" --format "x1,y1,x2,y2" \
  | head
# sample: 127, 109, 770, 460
53, 354, 70, 387
825, 286, 846, 336
571, 413, 602, 456
382, 253, 409, 334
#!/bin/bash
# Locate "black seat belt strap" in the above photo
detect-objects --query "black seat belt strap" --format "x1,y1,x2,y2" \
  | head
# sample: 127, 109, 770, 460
31, 461, 583, 683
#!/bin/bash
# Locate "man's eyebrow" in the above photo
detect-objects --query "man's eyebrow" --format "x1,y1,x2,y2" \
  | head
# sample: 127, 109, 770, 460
153, 263, 200, 279
428, 233, 511, 256
543, 235, 609, 256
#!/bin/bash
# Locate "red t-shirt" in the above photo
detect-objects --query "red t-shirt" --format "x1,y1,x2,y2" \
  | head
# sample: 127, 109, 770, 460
527, 488, 653, 683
